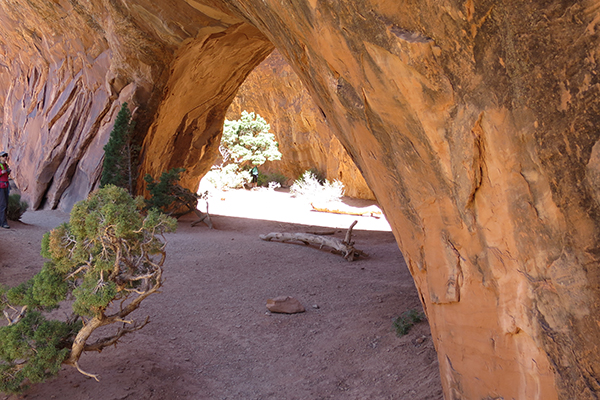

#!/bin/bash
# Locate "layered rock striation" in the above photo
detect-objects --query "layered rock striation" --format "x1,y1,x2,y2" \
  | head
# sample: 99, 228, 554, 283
2, 1, 600, 399
0, 0, 272, 209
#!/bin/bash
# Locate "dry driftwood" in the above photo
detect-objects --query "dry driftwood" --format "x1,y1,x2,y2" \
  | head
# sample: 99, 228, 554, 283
191, 201, 213, 229
310, 203, 382, 218
259, 220, 367, 261
191, 210, 213, 228
167, 186, 213, 229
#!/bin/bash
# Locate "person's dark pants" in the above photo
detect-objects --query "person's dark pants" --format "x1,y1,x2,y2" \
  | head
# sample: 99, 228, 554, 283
0, 187, 8, 227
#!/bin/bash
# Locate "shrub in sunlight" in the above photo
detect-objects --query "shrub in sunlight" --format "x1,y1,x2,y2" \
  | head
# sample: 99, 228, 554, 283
267, 182, 281, 191
203, 164, 251, 191
204, 111, 282, 191
221, 111, 282, 167
290, 170, 344, 203
259, 171, 287, 188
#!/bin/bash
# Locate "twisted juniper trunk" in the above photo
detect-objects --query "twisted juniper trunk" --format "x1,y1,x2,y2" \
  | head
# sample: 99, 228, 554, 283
64, 316, 106, 368
64, 271, 163, 376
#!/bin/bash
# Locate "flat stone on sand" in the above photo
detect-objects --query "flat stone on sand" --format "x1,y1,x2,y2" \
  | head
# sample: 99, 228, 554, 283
266, 296, 306, 314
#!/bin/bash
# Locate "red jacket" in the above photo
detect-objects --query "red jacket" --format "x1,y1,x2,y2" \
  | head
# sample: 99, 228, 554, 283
0, 162, 9, 189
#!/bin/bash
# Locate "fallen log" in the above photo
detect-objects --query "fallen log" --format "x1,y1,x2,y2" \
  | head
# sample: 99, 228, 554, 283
259, 220, 367, 261
305, 230, 336, 235
310, 203, 382, 218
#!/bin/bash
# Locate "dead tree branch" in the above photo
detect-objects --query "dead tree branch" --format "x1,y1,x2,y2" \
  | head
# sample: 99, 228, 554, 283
83, 316, 150, 354
259, 220, 367, 261
310, 203, 382, 218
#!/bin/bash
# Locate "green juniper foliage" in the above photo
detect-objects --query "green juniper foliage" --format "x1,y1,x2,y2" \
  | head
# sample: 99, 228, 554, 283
259, 170, 287, 187
144, 168, 186, 213
205, 111, 283, 190
100, 103, 137, 193
144, 168, 202, 217
393, 309, 425, 337
0, 311, 77, 393
221, 110, 282, 167
7, 193, 28, 221
0, 186, 176, 394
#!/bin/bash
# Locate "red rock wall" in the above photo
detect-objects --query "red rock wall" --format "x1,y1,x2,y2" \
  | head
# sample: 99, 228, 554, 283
137, 22, 274, 192
0, 0, 266, 209
219, 2, 600, 398
2, 1, 600, 399
227, 50, 375, 199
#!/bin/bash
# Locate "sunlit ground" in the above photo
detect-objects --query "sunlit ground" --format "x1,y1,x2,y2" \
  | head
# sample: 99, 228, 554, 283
197, 186, 392, 232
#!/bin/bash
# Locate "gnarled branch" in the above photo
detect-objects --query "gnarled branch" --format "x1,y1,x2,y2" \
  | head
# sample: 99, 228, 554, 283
259, 220, 367, 261
83, 316, 150, 354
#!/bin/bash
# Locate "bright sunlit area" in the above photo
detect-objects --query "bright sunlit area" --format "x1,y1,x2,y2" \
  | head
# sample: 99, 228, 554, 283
197, 110, 391, 232
197, 183, 391, 232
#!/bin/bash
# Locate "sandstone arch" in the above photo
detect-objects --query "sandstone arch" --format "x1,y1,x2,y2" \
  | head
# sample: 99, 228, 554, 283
226, 49, 375, 200
2, 1, 600, 399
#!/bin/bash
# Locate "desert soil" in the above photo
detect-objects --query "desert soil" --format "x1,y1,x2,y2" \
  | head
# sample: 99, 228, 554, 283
0, 188, 442, 400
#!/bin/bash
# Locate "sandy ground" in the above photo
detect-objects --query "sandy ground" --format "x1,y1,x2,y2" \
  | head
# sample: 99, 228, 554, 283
0, 188, 442, 400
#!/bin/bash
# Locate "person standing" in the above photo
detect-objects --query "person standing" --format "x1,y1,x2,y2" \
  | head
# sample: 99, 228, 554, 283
250, 166, 259, 188
0, 151, 11, 229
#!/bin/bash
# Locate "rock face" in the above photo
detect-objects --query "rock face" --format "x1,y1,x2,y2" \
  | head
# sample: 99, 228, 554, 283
0, 1, 272, 209
2, 1, 600, 399
227, 50, 375, 199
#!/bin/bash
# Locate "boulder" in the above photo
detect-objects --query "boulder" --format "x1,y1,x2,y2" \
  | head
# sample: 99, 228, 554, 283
266, 296, 306, 314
